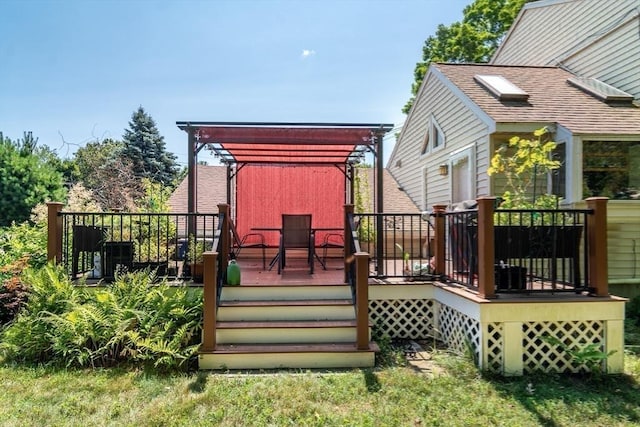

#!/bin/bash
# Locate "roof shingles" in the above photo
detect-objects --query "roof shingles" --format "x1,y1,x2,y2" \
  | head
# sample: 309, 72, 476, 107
435, 63, 640, 135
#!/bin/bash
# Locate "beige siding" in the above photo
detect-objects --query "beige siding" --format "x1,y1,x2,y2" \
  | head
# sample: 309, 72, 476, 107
388, 72, 489, 209
562, 18, 640, 100
492, 0, 637, 68
573, 201, 640, 280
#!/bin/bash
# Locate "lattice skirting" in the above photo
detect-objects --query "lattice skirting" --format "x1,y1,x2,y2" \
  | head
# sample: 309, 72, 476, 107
486, 323, 504, 374
522, 320, 605, 373
437, 304, 481, 365
368, 299, 435, 339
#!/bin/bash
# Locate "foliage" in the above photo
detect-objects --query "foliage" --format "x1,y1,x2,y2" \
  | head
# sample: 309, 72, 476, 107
0, 265, 202, 371
187, 234, 207, 263
487, 127, 566, 225
0, 256, 30, 326
122, 106, 178, 186
541, 335, 616, 375
354, 166, 376, 242
403, 0, 529, 113
0, 132, 66, 226
135, 179, 177, 262
73, 138, 142, 211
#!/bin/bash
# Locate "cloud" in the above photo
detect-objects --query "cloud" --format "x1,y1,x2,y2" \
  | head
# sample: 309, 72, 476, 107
301, 49, 316, 58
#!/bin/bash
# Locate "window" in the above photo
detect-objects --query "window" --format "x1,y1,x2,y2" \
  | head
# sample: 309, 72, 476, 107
583, 140, 640, 199
450, 145, 475, 203
419, 116, 445, 156
420, 128, 430, 155
432, 122, 444, 149
474, 74, 529, 101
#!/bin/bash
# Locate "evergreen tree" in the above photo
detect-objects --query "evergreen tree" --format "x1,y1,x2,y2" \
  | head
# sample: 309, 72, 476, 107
0, 132, 66, 226
122, 106, 178, 185
403, 0, 529, 114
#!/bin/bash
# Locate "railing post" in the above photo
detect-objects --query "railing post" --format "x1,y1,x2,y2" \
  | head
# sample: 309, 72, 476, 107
586, 197, 609, 296
218, 203, 230, 274
355, 252, 369, 350
344, 204, 354, 283
202, 251, 218, 351
477, 197, 496, 299
432, 204, 448, 276
47, 202, 64, 264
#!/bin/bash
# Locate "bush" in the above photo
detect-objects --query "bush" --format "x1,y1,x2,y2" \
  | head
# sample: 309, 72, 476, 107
0, 265, 203, 371
0, 221, 48, 326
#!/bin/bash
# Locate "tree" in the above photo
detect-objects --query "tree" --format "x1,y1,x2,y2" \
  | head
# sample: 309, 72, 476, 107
0, 132, 66, 226
122, 106, 178, 186
403, 0, 529, 114
73, 138, 142, 211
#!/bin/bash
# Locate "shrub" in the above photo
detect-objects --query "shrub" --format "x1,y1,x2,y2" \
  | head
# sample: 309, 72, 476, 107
0, 265, 203, 371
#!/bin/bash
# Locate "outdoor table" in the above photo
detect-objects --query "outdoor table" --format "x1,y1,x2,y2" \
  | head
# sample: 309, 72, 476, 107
251, 227, 343, 270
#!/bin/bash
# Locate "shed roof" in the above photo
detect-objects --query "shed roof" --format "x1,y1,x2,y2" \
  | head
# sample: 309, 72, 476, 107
434, 63, 640, 135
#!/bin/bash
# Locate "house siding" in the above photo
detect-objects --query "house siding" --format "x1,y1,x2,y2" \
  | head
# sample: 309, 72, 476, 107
572, 201, 640, 280
561, 17, 640, 100
388, 69, 489, 209
491, 0, 640, 95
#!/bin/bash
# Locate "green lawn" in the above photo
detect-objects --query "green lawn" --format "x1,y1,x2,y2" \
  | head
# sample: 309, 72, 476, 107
1, 350, 639, 427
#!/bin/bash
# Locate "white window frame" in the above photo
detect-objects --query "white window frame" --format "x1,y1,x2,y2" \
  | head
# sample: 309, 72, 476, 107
431, 116, 446, 152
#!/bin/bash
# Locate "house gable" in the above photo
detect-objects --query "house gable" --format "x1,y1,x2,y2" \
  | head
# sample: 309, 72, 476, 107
491, 0, 640, 100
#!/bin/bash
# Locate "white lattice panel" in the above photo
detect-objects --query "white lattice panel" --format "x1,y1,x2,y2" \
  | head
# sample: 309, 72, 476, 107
486, 323, 503, 373
369, 299, 434, 339
522, 321, 605, 373
438, 304, 481, 364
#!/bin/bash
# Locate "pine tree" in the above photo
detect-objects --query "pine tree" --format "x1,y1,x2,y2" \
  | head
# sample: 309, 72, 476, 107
122, 106, 178, 185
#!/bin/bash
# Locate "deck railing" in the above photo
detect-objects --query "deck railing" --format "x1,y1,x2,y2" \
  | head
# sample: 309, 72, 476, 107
352, 212, 435, 279
49, 205, 218, 281
434, 197, 609, 297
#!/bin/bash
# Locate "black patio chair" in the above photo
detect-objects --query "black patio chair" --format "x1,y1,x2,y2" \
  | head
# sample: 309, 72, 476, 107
230, 220, 267, 270
278, 214, 315, 274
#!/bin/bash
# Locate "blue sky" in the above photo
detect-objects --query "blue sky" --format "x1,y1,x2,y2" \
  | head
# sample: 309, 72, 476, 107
0, 0, 470, 167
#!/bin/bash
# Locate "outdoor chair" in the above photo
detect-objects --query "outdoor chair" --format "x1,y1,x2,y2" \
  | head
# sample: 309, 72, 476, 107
278, 214, 315, 274
230, 220, 267, 270
318, 232, 344, 268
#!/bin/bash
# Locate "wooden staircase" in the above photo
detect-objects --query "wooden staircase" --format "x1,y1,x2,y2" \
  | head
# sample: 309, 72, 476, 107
198, 284, 379, 370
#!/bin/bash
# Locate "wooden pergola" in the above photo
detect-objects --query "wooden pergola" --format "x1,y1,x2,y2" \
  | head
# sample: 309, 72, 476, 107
176, 122, 393, 214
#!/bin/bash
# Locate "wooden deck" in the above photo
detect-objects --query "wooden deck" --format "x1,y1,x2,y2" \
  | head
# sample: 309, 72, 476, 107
233, 255, 346, 286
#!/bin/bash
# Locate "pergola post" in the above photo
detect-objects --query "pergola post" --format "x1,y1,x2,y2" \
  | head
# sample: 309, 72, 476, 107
375, 129, 384, 276
344, 204, 354, 283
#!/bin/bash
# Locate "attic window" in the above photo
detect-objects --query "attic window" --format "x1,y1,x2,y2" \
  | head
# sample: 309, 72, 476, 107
567, 77, 634, 104
474, 74, 529, 101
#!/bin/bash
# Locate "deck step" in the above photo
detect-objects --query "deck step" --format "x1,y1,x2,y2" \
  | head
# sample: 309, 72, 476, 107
216, 319, 368, 344
217, 299, 355, 321
199, 342, 379, 370
220, 284, 351, 301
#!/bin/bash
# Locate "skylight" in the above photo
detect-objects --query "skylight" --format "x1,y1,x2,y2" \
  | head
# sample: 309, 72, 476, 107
474, 74, 529, 101
567, 77, 634, 104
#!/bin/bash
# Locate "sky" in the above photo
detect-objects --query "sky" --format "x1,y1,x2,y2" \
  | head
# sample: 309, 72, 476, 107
0, 0, 471, 167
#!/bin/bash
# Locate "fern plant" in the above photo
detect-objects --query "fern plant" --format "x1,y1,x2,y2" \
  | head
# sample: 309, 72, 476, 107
0, 265, 202, 371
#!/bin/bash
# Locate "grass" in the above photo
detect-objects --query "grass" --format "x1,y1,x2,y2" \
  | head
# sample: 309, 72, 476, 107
0, 348, 639, 427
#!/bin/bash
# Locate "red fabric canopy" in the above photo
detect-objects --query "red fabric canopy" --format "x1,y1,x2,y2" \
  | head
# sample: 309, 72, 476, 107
235, 165, 345, 246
